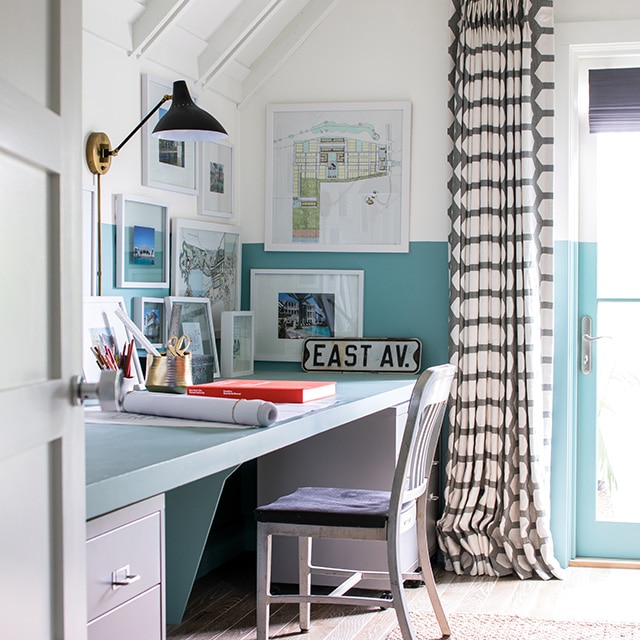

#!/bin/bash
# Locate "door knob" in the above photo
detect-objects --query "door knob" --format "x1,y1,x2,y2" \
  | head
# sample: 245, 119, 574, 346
71, 369, 125, 411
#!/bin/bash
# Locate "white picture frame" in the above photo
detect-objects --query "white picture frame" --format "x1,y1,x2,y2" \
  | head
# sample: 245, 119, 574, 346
220, 311, 254, 378
171, 218, 241, 334
83, 296, 144, 386
250, 269, 364, 362
133, 297, 166, 348
265, 101, 411, 252
115, 194, 169, 288
141, 74, 197, 194
198, 141, 234, 218
165, 296, 220, 382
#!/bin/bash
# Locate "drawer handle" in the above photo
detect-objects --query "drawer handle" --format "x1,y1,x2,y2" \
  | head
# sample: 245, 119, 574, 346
427, 493, 439, 502
111, 565, 141, 590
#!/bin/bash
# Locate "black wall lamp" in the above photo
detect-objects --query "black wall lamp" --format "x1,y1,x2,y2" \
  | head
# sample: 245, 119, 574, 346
85, 80, 228, 292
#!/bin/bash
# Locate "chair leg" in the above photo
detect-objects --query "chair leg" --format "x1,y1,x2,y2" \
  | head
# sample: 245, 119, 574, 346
387, 529, 416, 640
416, 497, 451, 638
256, 524, 272, 640
298, 536, 312, 631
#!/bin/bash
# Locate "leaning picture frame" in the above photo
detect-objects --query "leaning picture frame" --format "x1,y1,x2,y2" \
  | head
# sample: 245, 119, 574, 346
165, 296, 220, 382
171, 218, 241, 334
220, 311, 254, 378
115, 194, 169, 288
141, 74, 197, 194
198, 140, 234, 218
250, 269, 364, 362
133, 297, 166, 348
83, 296, 144, 386
265, 101, 411, 252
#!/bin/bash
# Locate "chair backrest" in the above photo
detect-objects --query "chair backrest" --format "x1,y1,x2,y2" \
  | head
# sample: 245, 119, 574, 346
389, 364, 456, 519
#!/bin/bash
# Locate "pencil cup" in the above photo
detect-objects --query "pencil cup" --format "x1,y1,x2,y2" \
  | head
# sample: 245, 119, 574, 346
145, 352, 192, 392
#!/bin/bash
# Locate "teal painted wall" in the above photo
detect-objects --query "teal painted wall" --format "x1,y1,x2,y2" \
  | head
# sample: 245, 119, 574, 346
98, 225, 574, 568
241, 242, 451, 370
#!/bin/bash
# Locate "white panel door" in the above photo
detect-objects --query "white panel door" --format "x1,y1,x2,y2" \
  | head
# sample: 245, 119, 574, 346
0, 0, 85, 638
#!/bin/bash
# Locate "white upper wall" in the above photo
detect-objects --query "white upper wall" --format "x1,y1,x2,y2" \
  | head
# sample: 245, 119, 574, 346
81, 0, 640, 242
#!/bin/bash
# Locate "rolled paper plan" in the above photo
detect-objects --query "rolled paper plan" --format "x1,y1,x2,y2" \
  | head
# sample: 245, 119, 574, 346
121, 391, 279, 427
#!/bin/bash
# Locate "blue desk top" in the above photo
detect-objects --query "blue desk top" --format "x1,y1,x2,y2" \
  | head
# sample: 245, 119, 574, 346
85, 374, 417, 519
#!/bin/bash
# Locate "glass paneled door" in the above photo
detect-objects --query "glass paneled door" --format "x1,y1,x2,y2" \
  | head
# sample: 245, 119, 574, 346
576, 55, 640, 559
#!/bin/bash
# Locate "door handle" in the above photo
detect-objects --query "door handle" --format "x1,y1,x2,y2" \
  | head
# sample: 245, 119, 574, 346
580, 315, 611, 374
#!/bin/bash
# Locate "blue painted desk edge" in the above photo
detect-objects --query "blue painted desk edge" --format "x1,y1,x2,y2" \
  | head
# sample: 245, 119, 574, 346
85, 374, 417, 520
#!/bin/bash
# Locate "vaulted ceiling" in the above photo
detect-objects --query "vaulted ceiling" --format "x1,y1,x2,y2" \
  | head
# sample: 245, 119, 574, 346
84, 0, 343, 108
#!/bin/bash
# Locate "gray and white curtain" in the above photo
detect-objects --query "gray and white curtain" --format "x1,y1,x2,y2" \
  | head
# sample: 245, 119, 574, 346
437, 0, 563, 579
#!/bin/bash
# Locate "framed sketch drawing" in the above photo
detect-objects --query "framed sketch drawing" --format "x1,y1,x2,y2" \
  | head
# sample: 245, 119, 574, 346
83, 296, 144, 386
250, 269, 364, 362
199, 141, 233, 218
165, 296, 220, 382
133, 297, 166, 348
115, 194, 169, 288
220, 311, 254, 378
171, 218, 241, 333
142, 74, 197, 194
265, 102, 411, 253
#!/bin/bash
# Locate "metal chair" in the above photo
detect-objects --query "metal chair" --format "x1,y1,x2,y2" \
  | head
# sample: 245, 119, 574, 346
255, 364, 456, 640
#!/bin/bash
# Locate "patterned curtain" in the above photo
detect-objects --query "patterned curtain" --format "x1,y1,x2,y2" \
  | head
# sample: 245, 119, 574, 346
437, 0, 563, 579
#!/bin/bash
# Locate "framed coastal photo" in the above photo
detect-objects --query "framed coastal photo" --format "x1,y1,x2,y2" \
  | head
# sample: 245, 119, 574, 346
83, 296, 144, 386
115, 194, 169, 288
165, 296, 220, 381
220, 311, 254, 378
133, 297, 166, 348
171, 218, 241, 334
250, 269, 364, 362
265, 101, 411, 253
141, 74, 197, 194
198, 141, 233, 218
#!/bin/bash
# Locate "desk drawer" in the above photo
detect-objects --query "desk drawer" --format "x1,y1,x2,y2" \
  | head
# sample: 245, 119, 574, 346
88, 585, 162, 640
87, 498, 163, 622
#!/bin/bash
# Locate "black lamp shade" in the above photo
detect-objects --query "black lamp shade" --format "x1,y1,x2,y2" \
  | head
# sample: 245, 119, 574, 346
152, 80, 228, 142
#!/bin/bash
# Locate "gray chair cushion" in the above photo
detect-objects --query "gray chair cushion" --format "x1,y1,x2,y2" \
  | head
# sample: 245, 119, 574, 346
255, 486, 391, 528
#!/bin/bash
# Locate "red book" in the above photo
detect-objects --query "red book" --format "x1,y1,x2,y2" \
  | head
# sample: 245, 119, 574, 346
186, 379, 336, 403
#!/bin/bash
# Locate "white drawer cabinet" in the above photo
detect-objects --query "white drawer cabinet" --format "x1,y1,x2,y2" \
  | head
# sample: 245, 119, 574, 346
86, 495, 165, 640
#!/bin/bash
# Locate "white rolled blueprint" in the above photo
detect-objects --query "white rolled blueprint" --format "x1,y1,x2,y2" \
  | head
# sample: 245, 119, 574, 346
122, 391, 279, 427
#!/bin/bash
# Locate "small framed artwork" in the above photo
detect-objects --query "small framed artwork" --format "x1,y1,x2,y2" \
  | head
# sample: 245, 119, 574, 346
220, 311, 254, 378
198, 141, 233, 218
165, 296, 220, 381
250, 269, 364, 362
171, 218, 241, 334
141, 74, 197, 194
133, 297, 166, 348
115, 194, 169, 288
83, 296, 144, 385
265, 101, 411, 252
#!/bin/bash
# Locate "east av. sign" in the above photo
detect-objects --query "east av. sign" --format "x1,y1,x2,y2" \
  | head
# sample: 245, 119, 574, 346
301, 338, 422, 373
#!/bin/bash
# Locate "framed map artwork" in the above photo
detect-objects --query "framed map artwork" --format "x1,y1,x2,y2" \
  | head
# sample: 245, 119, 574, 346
171, 218, 241, 335
265, 102, 411, 253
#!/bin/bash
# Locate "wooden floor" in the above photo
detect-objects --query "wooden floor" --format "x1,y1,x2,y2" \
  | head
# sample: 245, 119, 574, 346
167, 553, 640, 640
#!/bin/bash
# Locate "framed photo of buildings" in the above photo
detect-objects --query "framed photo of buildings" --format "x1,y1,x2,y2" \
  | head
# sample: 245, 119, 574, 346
142, 74, 197, 194
198, 141, 234, 218
265, 102, 411, 253
115, 194, 169, 288
132, 297, 166, 349
250, 269, 364, 362
171, 218, 241, 334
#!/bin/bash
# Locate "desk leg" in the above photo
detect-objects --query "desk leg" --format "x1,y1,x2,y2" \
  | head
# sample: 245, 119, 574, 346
165, 467, 239, 624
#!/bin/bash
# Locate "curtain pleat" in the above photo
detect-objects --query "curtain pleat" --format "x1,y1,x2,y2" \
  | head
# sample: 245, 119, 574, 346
438, 0, 562, 580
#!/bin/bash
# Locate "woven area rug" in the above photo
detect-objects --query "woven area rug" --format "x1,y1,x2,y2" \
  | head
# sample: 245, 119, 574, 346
386, 612, 640, 639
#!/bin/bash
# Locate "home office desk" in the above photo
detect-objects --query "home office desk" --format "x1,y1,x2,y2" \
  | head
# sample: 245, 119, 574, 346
85, 374, 417, 625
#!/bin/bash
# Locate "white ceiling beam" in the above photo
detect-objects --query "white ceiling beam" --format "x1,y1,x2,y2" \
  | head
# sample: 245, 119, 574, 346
239, 0, 343, 109
129, 0, 194, 58
197, 0, 289, 88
